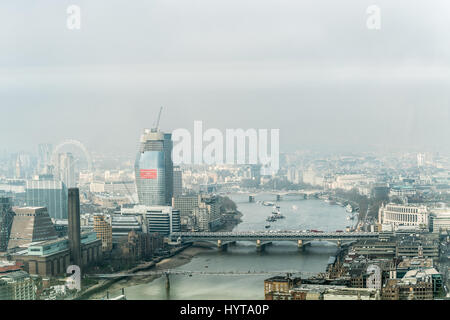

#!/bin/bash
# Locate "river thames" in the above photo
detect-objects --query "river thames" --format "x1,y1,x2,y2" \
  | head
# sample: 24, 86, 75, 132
124, 192, 353, 300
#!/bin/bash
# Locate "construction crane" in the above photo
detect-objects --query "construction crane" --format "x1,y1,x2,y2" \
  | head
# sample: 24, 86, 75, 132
151, 106, 163, 132
121, 181, 137, 204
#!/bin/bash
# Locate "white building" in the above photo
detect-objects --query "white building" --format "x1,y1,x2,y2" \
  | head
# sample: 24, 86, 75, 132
121, 205, 180, 236
332, 174, 374, 191
430, 208, 450, 234
287, 167, 302, 184
389, 186, 416, 198
302, 169, 324, 187
378, 203, 429, 231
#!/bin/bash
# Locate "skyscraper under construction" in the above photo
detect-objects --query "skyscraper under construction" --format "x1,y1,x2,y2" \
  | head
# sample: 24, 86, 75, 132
135, 129, 173, 206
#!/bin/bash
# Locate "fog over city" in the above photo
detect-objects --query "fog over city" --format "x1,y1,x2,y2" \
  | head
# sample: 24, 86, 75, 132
1, 0, 449, 155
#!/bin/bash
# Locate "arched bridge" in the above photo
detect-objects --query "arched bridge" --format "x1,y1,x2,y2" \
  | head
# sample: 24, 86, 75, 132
169, 231, 379, 251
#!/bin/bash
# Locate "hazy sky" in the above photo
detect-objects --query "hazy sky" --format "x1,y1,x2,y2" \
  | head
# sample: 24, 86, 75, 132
1, 0, 449, 156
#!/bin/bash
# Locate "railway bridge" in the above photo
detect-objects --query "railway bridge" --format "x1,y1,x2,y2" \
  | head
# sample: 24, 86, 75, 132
169, 231, 379, 252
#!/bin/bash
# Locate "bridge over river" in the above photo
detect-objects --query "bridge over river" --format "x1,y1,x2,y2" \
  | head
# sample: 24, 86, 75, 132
169, 231, 379, 251
89, 269, 320, 279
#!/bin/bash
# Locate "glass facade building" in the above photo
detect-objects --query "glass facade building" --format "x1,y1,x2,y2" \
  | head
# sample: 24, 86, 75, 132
25, 178, 68, 219
135, 150, 166, 206
135, 130, 173, 206
146, 207, 181, 236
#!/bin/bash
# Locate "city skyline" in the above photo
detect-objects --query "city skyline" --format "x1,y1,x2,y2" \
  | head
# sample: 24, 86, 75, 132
1, 0, 450, 304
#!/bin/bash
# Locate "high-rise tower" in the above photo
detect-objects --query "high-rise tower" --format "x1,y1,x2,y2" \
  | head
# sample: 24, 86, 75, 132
25, 176, 68, 219
58, 152, 76, 188
37, 143, 53, 174
135, 129, 173, 206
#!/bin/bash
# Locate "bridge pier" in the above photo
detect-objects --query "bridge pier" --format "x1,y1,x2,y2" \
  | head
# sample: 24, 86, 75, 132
217, 240, 226, 251
337, 240, 341, 248
256, 240, 272, 252
297, 239, 305, 251
217, 240, 236, 252
297, 239, 311, 251
165, 273, 170, 290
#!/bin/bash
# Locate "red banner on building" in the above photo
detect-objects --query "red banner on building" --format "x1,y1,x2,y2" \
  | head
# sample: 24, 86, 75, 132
140, 169, 157, 179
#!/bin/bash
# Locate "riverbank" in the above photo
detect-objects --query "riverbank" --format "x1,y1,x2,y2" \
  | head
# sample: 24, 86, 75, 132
94, 195, 350, 300
78, 200, 243, 300
79, 243, 214, 300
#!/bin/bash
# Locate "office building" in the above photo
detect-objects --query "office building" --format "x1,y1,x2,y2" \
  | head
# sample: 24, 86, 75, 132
199, 195, 221, 230
37, 144, 53, 174
38, 143, 53, 173
135, 129, 173, 206
121, 205, 180, 236
429, 208, 450, 234
396, 240, 439, 259
57, 153, 76, 188
0, 197, 14, 252
146, 206, 181, 236
93, 214, 113, 252
172, 195, 198, 217
172, 194, 199, 228
389, 186, 416, 198
120, 230, 164, 260
7, 207, 58, 250
287, 167, 302, 184
81, 213, 143, 243
0, 270, 36, 300
402, 268, 443, 295
110, 215, 142, 243
172, 194, 222, 231
193, 196, 222, 231
25, 176, 68, 219
382, 279, 433, 300
173, 166, 182, 197
378, 203, 429, 231
396, 257, 434, 278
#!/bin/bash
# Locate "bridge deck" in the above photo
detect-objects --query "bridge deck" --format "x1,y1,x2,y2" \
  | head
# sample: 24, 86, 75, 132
88, 270, 320, 278
170, 231, 379, 242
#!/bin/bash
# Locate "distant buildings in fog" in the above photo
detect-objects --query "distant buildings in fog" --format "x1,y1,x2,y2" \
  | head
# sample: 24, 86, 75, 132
378, 202, 450, 234
25, 175, 68, 220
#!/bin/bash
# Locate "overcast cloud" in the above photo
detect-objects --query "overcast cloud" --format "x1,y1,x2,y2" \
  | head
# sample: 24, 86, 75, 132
1, 0, 449, 156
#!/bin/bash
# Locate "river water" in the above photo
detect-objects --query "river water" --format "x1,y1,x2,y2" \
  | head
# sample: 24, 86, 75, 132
124, 192, 353, 300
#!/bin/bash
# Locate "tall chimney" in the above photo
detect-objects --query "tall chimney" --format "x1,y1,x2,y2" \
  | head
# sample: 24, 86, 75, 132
68, 188, 81, 268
